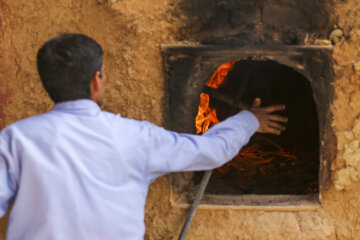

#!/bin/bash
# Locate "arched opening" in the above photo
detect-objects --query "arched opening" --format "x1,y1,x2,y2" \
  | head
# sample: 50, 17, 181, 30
195, 59, 319, 195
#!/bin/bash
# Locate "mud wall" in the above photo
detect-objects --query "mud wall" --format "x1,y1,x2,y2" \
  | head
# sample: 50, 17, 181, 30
0, 0, 360, 239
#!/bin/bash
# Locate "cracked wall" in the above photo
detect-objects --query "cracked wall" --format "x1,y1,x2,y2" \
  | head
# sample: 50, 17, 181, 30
0, 0, 360, 239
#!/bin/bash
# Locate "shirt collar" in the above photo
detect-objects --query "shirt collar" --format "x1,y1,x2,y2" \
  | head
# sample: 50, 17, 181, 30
52, 99, 101, 116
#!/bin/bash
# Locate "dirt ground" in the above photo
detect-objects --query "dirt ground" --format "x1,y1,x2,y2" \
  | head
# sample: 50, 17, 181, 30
1, 0, 360, 239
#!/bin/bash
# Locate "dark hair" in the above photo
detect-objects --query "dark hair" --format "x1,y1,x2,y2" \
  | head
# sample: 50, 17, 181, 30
37, 34, 103, 103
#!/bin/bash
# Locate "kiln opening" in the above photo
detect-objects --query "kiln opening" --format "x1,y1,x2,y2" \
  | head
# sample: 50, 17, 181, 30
194, 59, 319, 195
163, 45, 334, 205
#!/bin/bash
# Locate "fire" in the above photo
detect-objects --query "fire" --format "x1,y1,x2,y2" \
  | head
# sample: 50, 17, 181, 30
195, 60, 238, 134
195, 93, 219, 134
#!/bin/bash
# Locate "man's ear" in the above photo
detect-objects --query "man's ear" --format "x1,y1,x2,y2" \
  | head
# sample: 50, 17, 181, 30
91, 71, 102, 91
90, 71, 102, 97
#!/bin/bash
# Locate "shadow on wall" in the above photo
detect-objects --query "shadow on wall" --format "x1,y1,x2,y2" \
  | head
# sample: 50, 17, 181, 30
172, 0, 335, 45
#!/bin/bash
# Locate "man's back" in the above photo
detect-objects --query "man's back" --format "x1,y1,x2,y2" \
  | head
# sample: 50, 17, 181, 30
1, 100, 154, 239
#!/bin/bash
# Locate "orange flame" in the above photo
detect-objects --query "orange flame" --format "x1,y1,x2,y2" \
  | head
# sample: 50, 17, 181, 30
195, 60, 238, 134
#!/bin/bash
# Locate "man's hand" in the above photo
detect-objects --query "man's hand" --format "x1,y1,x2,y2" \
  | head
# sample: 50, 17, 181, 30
249, 98, 288, 135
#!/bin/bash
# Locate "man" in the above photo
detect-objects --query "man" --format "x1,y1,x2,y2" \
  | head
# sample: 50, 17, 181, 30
0, 34, 287, 239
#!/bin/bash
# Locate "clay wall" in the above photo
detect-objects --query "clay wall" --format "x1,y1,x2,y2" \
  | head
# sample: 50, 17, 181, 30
0, 0, 360, 239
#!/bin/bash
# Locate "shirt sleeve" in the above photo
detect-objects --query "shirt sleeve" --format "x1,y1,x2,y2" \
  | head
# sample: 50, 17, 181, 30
145, 110, 259, 182
0, 135, 18, 217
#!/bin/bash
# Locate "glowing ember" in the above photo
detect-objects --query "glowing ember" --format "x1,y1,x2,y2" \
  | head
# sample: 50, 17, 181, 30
213, 135, 297, 177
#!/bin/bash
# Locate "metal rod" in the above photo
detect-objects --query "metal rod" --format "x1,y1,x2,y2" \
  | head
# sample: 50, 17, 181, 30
203, 86, 249, 110
178, 170, 213, 240
231, 61, 254, 114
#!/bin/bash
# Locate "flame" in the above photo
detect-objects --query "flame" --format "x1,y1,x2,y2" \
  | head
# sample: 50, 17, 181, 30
195, 93, 220, 134
195, 60, 238, 134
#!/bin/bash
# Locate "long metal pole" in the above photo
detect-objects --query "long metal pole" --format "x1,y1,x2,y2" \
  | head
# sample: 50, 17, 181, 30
178, 170, 213, 240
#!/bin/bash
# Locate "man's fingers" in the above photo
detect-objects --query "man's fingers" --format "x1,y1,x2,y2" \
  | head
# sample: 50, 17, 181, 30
264, 127, 281, 135
269, 115, 288, 123
269, 121, 286, 132
264, 105, 286, 113
251, 103, 287, 135
263, 123, 285, 135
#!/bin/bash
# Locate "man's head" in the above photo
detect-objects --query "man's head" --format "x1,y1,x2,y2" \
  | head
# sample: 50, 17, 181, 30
37, 34, 104, 105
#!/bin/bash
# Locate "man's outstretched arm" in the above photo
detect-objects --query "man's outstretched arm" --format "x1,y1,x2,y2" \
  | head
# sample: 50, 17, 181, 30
143, 99, 287, 182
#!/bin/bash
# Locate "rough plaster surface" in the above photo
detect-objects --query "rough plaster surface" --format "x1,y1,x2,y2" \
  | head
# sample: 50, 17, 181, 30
0, 0, 360, 239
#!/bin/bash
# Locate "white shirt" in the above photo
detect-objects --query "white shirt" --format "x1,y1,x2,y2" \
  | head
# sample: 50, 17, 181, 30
0, 99, 259, 239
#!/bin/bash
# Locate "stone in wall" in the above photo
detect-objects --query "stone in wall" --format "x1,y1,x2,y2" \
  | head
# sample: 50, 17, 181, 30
262, 5, 311, 28
230, 6, 261, 26
334, 118, 360, 190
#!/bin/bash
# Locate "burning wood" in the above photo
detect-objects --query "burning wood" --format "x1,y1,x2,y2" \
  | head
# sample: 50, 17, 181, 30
214, 135, 298, 176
